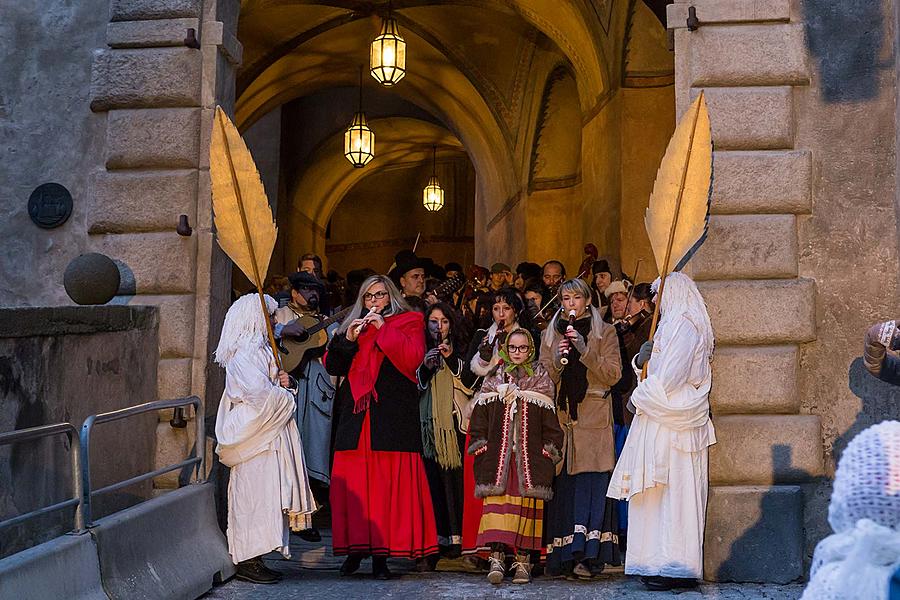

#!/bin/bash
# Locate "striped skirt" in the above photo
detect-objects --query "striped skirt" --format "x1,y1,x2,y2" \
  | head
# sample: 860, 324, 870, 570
475, 463, 544, 552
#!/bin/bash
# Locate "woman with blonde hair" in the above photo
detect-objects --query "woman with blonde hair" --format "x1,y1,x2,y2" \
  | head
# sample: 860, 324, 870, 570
324, 275, 437, 579
540, 277, 623, 579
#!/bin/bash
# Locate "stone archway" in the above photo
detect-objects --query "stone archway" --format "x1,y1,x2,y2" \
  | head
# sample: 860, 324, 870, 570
80, 0, 834, 584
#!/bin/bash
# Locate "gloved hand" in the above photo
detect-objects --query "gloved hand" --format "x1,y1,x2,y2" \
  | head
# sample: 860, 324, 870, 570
636, 340, 654, 369
565, 329, 587, 354
478, 335, 494, 362
281, 321, 309, 342
424, 347, 443, 370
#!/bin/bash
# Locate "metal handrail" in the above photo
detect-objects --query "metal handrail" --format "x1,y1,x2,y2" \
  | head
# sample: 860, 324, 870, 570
80, 396, 204, 528
0, 422, 84, 533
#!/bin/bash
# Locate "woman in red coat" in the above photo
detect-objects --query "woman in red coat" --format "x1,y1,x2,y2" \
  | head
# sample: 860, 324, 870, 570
324, 275, 438, 579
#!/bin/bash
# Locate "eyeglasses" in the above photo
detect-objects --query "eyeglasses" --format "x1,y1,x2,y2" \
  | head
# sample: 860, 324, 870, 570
507, 345, 531, 353
363, 291, 389, 301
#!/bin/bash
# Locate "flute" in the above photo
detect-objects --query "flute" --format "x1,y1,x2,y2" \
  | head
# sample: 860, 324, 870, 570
560, 310, 576, 366
354, 307, 378, 335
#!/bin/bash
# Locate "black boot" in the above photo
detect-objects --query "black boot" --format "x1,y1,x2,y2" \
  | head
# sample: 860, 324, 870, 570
372, 556, 392, 580
295, 528, 321, 542
235, 557, 279, 585
340, 554, 364, 576
640, 575, 698, 591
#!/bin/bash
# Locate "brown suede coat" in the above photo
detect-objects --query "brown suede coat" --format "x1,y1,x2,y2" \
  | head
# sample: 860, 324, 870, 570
540, 310, 622, 475
467, 364, 564, 500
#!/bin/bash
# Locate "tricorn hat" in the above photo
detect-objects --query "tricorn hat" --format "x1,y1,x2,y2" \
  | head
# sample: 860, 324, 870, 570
389, 250, 429, 283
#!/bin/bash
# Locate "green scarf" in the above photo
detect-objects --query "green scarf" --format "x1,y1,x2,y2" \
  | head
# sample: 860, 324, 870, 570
419, 364, 462, 470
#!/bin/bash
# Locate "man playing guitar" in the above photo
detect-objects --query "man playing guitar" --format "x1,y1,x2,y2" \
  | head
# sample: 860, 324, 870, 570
273, 271, 339, 541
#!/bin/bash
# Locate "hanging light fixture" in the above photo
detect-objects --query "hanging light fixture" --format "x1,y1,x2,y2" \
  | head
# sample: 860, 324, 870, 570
423, 145, 444, 212
344, 67, 375, 168
370, 1, 406, 87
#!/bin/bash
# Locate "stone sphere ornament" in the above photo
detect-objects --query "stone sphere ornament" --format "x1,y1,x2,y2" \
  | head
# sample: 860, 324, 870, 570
64, 253, 121, 305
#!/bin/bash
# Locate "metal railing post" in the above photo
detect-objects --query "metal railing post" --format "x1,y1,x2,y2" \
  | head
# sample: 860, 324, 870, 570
79, 415, 97, 528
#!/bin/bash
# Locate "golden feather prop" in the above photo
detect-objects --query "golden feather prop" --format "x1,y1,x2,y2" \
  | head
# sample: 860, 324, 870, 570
642, 92, 713, 378
209, 106, 281, 368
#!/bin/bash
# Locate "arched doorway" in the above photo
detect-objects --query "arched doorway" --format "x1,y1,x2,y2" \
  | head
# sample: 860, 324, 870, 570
234, 0, 674, 288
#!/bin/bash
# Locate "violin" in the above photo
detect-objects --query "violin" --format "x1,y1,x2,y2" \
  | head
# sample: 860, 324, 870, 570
614, 309, 650, 335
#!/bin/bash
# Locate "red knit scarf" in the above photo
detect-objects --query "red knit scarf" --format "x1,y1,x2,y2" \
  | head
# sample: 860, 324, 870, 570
348, 311, 423, 413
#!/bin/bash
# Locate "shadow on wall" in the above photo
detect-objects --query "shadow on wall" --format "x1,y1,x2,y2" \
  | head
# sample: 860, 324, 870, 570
715, 445, 825, 583
803, 0, 888, 102
841, 357, 900, 461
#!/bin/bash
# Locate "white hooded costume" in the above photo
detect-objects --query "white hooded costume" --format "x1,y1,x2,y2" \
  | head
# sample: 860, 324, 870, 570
802, 420, 900, 600
607, 272, 716, 579
214, 294, 317, 564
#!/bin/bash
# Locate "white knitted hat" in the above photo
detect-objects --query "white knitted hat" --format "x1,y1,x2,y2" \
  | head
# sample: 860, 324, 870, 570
829, 420, 900, 534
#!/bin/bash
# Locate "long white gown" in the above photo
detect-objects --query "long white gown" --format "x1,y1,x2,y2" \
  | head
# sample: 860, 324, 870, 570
215, 346, 317, 564
607, 312, 716, 579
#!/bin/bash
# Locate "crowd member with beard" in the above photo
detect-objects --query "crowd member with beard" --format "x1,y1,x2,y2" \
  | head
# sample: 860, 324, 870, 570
389, 250, 429, 313
416, 302, 474, 566
541, 260, 566, 317
324, 275, 437, 579
273, 272, 336, 542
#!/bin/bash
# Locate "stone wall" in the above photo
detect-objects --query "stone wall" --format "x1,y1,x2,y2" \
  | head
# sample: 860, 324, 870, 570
0, 0, 109, 306
86, 0, 241, 490
670, 0, 900, 582
0, 306, 159, 558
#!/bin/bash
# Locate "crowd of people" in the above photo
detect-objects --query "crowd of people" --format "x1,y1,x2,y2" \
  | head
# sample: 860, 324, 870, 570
216, 248, 717, 592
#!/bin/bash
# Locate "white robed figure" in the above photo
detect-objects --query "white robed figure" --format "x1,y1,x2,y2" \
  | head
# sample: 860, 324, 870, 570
214, 293, 317, 584
607, 272, 716, 589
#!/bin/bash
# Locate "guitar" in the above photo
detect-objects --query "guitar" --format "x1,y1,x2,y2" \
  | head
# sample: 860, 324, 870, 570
279, 306, 352, 373
279, 275, 465, 373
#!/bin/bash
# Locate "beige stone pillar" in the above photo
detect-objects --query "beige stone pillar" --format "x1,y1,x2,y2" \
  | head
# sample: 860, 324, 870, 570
668, 0, 823, 582
88, 0, 241, 491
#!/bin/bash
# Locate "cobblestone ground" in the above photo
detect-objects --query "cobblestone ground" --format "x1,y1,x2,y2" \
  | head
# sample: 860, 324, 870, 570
203, 533, 805, 600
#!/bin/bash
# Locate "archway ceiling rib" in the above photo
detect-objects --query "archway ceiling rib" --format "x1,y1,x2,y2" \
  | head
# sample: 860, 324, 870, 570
237, 0, 610, 112
284, 117, 464, 266
237, 18, 519, 217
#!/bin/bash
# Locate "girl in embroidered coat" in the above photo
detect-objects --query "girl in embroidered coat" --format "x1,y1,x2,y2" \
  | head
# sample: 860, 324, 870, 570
468, 329, 564, 585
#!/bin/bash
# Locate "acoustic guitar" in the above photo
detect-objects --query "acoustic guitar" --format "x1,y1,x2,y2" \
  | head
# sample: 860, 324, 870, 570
279, 306, 352, 373
279, 275, 465, 373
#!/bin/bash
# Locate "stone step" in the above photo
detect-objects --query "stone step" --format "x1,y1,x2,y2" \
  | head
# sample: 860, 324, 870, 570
711, 345, 800, 414
692, 214, 798, 280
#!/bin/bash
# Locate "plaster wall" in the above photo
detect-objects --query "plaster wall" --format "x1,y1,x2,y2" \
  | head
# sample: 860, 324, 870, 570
581, 94, 623, 264
0, 0, 109, 306
794, 0, 900, 551
620, 85, 676, 280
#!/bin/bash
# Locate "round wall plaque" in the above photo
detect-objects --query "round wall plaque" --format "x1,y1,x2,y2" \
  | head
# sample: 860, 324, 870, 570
28, 183, 73, 229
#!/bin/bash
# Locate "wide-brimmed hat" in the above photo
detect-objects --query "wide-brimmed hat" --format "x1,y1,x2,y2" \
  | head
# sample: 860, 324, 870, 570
388, 250, 428, 282
289, 271, 325, 294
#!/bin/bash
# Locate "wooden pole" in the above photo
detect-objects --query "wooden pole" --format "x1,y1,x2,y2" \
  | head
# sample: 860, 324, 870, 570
217, 117, 283, 370
641, 91, 705, 380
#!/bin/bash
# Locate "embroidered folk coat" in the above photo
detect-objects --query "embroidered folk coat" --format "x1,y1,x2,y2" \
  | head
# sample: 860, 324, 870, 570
467, 364, 564, 500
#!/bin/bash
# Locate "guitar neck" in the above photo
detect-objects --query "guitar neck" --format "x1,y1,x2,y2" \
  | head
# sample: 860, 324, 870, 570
306, 306, 352, 335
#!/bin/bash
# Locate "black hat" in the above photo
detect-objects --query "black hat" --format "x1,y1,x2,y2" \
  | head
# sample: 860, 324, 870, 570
289, 271, 325, 294
389, 250, 428, 282
591, 259, 611, 276
444, 262, 463, 274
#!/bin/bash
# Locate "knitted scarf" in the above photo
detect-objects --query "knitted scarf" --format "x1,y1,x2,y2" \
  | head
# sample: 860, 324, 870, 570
348, 310, 422, 413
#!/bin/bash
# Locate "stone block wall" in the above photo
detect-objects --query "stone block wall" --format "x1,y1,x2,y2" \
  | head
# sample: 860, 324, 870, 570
669, 0, 821, 583
88, 0, 240, 491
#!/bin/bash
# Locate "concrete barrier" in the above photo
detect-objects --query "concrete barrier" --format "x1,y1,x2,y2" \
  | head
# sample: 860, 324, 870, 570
0, 532, 107, 600
90, 482, 234, 600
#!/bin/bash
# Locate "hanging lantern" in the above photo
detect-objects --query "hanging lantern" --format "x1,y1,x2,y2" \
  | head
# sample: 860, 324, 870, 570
345, 68, 375, 168
370, 5, 406, 87
423, 146, 444, 212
